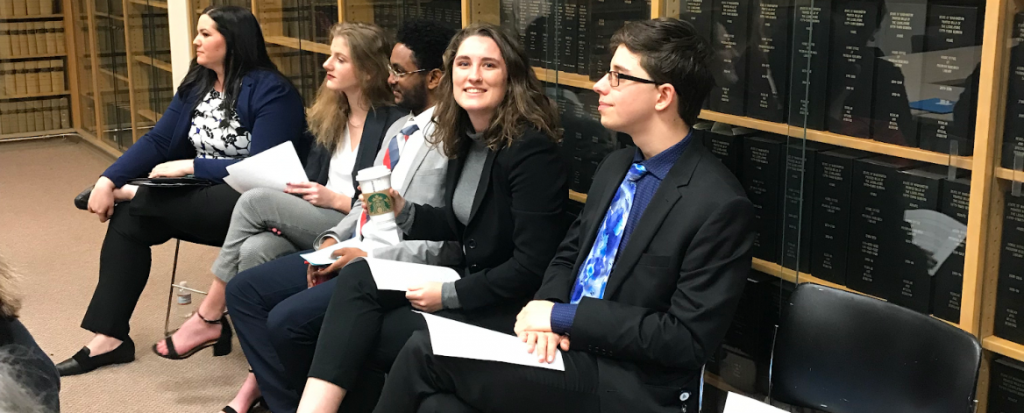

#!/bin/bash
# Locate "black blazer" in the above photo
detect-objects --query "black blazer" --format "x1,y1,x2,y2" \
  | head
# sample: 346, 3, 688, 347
304, 106, 410, 203
535, 142, 755, 412
404, 128, 569, 325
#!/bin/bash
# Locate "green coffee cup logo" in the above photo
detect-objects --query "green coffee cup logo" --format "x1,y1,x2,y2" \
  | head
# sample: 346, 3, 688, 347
366, 191, 394, 216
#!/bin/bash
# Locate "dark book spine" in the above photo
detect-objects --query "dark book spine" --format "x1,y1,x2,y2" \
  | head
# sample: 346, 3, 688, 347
990, 358, 1024, 413
871, 2, 926, 147
826, 1, 879, 139
932, 178, 969, 323
746, 0, 791, 123
919, 5, 981, 154
811, 152, 858, 283
501, 0, 517, 34
846, 159, 903, 297
891, 170, 943, 312
743, 136, 786, 263
576, 0, 591, 75
680, 0, 714, 43
703, 132, 745, 180
780, 144, 820, 273
709, 0, 750, 116
560, 0, 579, 73
524, 0, 544, 66
1004, 13, 1024, 169
788, 0, 832, 130
996, 193, 1024, 344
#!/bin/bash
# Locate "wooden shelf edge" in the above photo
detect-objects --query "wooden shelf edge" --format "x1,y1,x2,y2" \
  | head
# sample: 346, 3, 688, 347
0, 53, 68, 61
996, 167, 1022, 181
703, 372, 755, 398
133, 55, 172, 72
71, 128, 123, 159
0, 128, 76, 141
93, 11, 124, 20
699, 110, 975, 170
533, 67, 594, 89
0, 14, 64, 22
137, 108, 159, 122
569, 189, 587, 203
983, 336, 1024, 363
0, 90, 71, 100
129, 0, 168, 8
264, 36, 331, 55
98, 68, 129, 83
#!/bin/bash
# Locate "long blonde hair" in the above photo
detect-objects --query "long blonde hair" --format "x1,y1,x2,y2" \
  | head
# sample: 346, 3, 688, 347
307, 22, 394, 151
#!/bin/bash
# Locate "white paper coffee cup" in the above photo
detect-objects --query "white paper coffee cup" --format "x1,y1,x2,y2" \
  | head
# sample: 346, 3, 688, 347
356, 166, 395, 216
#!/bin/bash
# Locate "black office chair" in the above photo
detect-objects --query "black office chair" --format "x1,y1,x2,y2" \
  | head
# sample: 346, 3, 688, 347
770, 284, 981, 413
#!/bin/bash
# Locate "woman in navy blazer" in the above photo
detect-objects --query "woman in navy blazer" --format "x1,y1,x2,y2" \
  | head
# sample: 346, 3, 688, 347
55, 6, 310, 376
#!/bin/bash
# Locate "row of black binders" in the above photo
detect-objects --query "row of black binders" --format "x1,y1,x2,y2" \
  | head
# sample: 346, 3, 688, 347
686, 0, 986, 157
700, 127, 969, 322
372, 0, 463, 35
995, 192, 1024, 345
499, 0, 651, 80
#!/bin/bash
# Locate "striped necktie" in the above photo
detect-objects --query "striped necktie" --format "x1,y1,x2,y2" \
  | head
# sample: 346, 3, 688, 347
359, 123, 419, 236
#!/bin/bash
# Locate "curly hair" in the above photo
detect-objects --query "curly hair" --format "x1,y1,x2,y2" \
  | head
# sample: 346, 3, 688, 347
431, 23, 560, 158
0, 254, 21, 320
307, 22, 394, 151
396, 20, 456, 72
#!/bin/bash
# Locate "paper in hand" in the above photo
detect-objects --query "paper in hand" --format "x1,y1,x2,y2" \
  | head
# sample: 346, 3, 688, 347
419, 312, 565, 371
299, 238, 362, 266
360, 258, 460, 291
724, 393, 787, 413
223, 141, 307, 193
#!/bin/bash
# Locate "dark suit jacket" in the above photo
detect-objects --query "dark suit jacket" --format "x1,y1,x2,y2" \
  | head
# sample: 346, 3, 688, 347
102, 70, 311, 187
304, 106, 409, 206
534, 141, 755, 412
404, 128, 569, 327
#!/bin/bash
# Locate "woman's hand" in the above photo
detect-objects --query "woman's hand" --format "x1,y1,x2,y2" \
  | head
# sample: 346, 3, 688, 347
306, 247, 368, 289
88, 177, 117, 222
406, 282, 443, 313
286, 182, 350, 212
358, 188, 406, 215
148, 159, 195, 178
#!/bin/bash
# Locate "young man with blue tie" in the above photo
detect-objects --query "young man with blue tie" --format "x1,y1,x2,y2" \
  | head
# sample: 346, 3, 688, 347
371, 18, 756, 413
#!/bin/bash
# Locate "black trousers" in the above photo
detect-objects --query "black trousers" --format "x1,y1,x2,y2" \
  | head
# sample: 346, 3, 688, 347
372, 329, 603, 413
81, 184, 240, 340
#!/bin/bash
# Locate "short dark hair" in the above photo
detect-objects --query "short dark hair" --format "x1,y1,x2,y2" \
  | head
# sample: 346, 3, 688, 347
610, 18, 714, 126
396, 20, 457, 72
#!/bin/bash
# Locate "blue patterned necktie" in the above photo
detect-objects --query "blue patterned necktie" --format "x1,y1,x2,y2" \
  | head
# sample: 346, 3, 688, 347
570, 163, 647, 304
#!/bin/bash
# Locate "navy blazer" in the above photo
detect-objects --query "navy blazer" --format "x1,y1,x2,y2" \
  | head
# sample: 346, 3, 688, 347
101, 69, 311, 187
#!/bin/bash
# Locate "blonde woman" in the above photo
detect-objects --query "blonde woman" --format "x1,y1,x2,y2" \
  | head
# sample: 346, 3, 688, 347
150, 22, 407, 373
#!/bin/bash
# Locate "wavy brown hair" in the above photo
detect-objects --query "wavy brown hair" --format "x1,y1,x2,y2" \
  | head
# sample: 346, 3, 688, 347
431, 24, 560, 158
0, 254, 21, 320
307, 22, 394, 151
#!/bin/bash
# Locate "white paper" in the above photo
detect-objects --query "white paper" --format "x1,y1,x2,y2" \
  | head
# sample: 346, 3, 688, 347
419, 312, 565, 371
299, 238, 362, 266
724, 392, 787, 413
903, 209, 969, 276
223, 141, 308, 193
360, 258, 460, 291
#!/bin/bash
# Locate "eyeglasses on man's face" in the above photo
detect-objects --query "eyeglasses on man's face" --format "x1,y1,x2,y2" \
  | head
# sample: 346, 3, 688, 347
389, 65, 429, 79
606, 71, 658, 88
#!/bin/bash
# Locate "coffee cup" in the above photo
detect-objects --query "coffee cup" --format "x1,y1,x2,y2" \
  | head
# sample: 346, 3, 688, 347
356, 166, 395, 217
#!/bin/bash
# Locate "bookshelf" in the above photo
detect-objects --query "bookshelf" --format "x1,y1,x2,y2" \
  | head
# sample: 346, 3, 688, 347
46, 0, 1024, 411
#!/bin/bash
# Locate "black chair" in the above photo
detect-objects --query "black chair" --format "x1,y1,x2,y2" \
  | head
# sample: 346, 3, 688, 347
770, 284, 981, 413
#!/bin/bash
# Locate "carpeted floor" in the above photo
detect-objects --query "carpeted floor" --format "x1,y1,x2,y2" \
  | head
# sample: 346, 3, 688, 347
1, 138, 252, 412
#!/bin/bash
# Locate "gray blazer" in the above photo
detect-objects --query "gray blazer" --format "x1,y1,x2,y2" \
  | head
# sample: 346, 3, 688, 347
316, 112, 461, 266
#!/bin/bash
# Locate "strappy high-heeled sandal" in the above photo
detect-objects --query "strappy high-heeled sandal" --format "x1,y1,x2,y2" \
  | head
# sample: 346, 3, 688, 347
152, 312, 232, 360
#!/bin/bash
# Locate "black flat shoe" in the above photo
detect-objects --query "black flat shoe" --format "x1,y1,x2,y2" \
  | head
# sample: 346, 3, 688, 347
153, 312, 233, 360
56, 337, 135, 376
222, 397, 264, 413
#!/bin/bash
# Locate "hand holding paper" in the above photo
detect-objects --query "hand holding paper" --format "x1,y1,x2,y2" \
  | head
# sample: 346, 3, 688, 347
223, 141, 307, 193
419, 312, 565, 371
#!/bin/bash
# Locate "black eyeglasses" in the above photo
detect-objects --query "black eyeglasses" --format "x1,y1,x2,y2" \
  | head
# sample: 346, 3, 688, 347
607, 71, 658, 87
388, 65, 428, 79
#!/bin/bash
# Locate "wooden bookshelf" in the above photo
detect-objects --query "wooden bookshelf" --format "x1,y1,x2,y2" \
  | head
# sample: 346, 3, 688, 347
569, 189, 587, 203
98, 68, 129, 83
703, 372, 754, 398
0, 128, 76, 141
133, 55, 172, 73
0, 52, 69, 61
0, 14, 64, 22
983, 336, 1024, 364
137, 108, 159, 122
0, 90, 71, 100
130, 0, 169, 8
533, 67, 595, 90
996, 167, 1022, 181
93, 11, 124, 21
264, 36, 331, 55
